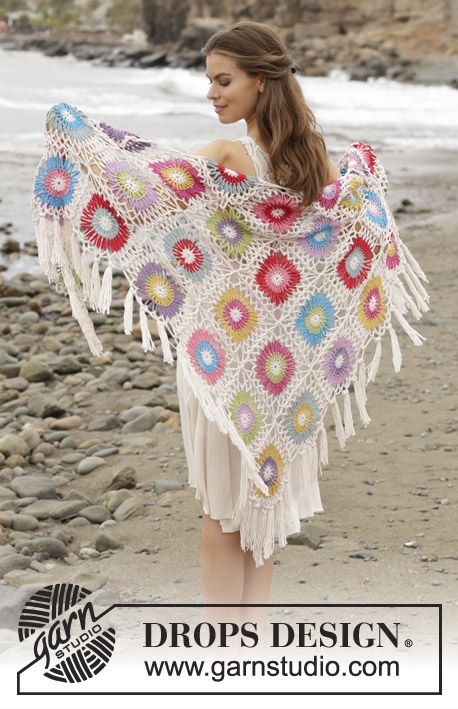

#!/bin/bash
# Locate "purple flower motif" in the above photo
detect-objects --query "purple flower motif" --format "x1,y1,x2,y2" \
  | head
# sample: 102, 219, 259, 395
100, 122, 151, 153
105, 161, 157, 211
135, 261, 184, 319
323, 336, 356, 387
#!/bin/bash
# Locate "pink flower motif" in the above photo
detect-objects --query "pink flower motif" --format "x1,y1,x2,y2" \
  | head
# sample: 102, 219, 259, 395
253, 193, 302, 233
149, 158, 205, 201
318, 179, 341, 210
386, 232, 400, 269
256, 340, 296, 396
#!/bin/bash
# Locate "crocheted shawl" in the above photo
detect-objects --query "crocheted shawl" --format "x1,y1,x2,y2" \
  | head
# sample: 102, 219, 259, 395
31, 103, 430, 567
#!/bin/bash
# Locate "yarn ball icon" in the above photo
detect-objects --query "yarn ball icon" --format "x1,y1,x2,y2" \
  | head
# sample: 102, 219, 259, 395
18, 582, 116, 683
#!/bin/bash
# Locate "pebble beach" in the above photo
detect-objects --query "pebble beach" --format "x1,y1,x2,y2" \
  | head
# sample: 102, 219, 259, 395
0, 48, 457, 666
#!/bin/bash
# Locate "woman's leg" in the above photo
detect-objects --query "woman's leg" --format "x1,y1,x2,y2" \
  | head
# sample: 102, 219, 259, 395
200, 513, 274, 642
240, 551, 274, 646
200, 513, 244, 626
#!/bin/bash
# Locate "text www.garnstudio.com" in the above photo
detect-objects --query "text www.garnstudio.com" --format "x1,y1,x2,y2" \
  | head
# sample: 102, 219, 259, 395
143, 656, 399, 681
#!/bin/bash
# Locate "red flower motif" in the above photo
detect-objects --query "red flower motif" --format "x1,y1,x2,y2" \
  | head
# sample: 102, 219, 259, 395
337, 236, 373, 289
253, 193, 302, 233
80, 194, 129, 252
256, 251, 301, 305
352, 142, 377, 174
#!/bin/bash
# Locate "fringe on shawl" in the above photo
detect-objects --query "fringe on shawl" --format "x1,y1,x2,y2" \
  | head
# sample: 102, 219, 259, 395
34, 213, 176, 365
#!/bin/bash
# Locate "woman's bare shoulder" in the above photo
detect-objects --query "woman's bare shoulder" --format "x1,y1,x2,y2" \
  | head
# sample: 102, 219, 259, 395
192, 139, 234, 163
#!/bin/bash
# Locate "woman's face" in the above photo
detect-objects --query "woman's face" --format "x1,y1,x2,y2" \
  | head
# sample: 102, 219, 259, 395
205, 51, 263, 123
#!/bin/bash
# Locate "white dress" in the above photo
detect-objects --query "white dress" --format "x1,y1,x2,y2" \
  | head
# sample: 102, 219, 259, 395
176, 135, 324, 533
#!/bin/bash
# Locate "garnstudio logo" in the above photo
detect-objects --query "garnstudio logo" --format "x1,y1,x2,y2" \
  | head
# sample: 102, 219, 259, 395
17, 582, 116, 683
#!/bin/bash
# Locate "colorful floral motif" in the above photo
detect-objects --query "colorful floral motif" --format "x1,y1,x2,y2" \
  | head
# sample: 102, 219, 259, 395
318, 179, 341, 209
338, 175, 364, 212
187, 328, 226, 384
80, 194, 129, 252
386, 232, 401, 269
46, 103, 93, 140
323, 335, 356, 387
256, 340, 295, 396
284, 390, 320, 444
100, 122, 151, 152
207, 208, 253, 257
253, 193, 302, 233
296, 292, 335, 347
136, 261, 184, 319
163, 227, 212, 282
358, 276, 386, 331
214, 288, 258, 342
337, 235, 373, 289
149, 158, 205, 200
256, 251, 301, 305
105, 161, 157, 211
34, 155, 79, 210
253, 444, 283, 498
364, 189, 388, 228
230, 390, 262, 445
298, 217, 341, 261
207, 161, 255, 195
352, 142, 377, 173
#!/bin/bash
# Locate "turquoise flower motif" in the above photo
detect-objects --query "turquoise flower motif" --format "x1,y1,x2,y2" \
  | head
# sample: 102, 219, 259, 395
34, 155, 79, 210
364, 189, 388, 228
46, 103, 93, 141
295, 292, 335, 347
284, 390, 320, 444
206, 160, 256, 195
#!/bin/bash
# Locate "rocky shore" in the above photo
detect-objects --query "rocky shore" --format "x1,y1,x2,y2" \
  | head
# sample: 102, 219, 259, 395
1, 21, 457, 87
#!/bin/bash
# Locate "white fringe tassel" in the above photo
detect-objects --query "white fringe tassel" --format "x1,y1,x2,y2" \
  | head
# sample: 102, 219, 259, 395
389, 323, 403, 372
393, 306, 427, 346
367, 338, 382, 383
353, 378, 371, 426
123, 286, 134, 335
139, 303, 156, 353
343, 389, 355, 439
332, 399, 346, 449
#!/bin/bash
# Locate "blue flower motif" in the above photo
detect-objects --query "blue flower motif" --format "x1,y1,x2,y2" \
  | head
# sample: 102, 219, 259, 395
364, 189, 388, 228
206, 160, 256, 195
46, 103, 93, 140
295, 292, 335, 347
34, 155, 79, 210
284, 390, 320, 444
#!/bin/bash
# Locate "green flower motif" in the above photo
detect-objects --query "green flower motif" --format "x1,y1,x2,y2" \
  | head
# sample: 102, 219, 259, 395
206, 208, 253, 258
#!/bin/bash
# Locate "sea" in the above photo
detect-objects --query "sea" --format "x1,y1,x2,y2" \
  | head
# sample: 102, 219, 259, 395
1, 46, 457, 277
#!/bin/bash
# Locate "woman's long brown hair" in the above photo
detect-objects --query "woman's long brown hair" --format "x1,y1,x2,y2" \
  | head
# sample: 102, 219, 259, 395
201, 20, 330, 208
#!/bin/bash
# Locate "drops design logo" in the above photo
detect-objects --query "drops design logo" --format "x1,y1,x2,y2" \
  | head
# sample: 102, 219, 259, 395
18, 583, 116, 683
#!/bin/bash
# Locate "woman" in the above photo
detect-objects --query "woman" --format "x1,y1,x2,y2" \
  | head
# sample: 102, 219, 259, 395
177, 20, 348, 635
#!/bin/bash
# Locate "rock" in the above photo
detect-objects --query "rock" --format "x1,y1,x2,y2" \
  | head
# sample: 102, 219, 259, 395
95, 532, 122, 552
27, 394, 67, 418
4, 377, 29, 391
0, 485, 17, 501
86, 415, 119, 431
0, 553, 31, 579
0, 511, 12, 527
79, 547, 100, 560
108, 467, 137, 490
77, 456, 106, 475
153, 480, 185, 494
404, 540, 420, 548
10, 514, 39, 532
113, 497, 144, 521
78, 505, 111, 524
19, 358, 53, 382
286, 522, 321, 549
122, 412, 157, 433
49, 416, 83, 430
0, 434, 30, 458
349, 551, 377, 561
9, 475, 56, 499
67, 517, 91, 527
104, 489, 133, 512
19, 428, 41, 451
20, 499, 87, 520
131, 373, 161, 389
14, 537, 68, 559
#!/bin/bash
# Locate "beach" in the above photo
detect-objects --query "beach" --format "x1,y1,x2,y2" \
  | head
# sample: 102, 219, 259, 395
0, 48, 457, 661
